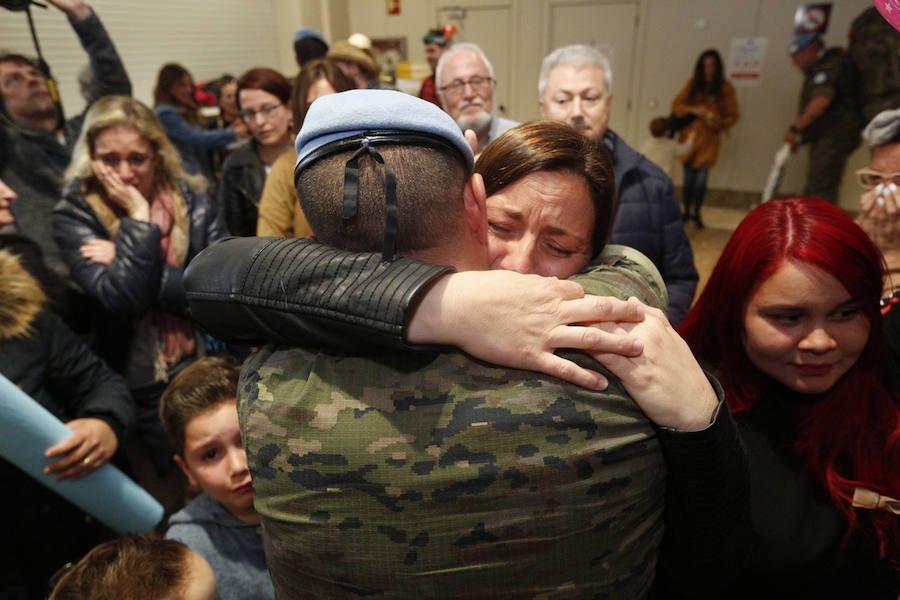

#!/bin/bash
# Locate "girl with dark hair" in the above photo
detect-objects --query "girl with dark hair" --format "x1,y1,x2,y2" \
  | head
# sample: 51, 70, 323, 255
255, 59, 354, 237
671, 49, 738, 227
679, 196, 900, 597
218, 68, 293, 236
153, 63, 247, 180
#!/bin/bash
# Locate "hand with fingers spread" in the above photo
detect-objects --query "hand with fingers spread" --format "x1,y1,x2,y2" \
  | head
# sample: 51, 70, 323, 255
592, 304, 718, 431
91, 159, 151, 222
80, 238, 116, 265
407, 270, 646, 390
44, 417, 118, 481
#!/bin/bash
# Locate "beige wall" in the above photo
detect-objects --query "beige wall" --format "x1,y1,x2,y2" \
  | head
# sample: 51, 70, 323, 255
341, 0, 874, 209
0, 0, 876, 208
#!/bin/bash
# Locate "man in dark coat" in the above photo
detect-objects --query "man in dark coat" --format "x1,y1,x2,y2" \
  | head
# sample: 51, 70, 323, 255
538, 44, 698, 326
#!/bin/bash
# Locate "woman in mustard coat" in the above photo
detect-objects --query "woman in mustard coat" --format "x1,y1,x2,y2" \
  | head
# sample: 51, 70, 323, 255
671, 49, 738, 227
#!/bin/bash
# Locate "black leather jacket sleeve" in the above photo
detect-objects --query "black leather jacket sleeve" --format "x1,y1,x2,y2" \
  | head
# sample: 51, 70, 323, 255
652, 375, 752, 598
184, 236, 454, 351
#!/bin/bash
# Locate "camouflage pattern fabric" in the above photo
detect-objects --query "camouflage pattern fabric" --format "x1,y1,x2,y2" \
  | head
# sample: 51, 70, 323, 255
239, 248, 668, 599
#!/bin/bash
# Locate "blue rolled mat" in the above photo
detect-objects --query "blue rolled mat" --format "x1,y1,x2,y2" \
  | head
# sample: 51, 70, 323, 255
0, 373, 163, 533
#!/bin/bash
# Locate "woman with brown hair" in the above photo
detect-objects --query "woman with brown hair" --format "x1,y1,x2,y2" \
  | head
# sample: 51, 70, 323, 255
218, 68, 293, 236
153, 63, 247, 181
256, 59, 354, 237
185, 118, 749, 597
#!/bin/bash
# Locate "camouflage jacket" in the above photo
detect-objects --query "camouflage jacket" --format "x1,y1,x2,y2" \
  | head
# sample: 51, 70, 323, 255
239, 251, 668, 599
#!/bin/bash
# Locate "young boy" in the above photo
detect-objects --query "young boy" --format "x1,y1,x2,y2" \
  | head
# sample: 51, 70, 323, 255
50, 535, 217, 600
159, 357, 274, 600
638, 116, 695, 181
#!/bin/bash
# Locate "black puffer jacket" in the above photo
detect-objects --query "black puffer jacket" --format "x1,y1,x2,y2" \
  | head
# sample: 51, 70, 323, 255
604, 129, 699, 326
218, 140, 268, 236
53, 178, 226, 385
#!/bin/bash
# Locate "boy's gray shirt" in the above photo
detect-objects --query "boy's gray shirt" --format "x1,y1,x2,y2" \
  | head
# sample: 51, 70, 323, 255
166, 492, 274, 600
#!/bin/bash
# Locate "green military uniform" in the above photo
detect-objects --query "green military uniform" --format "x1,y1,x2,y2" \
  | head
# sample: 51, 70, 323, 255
799, 47, 863, 204
239, 247, 669, 599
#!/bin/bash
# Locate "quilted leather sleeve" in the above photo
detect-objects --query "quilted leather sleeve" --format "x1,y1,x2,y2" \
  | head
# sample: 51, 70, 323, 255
184, 237, 455, 350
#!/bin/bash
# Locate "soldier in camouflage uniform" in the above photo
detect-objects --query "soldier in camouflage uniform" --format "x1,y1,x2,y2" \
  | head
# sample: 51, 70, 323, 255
195, 89, 735, 599
785, 33, 863, 204
241, 262, 673, 598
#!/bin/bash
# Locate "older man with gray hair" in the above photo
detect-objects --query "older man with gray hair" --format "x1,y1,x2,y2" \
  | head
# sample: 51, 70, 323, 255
436, 42, 519, 153
539, 44, 698, 326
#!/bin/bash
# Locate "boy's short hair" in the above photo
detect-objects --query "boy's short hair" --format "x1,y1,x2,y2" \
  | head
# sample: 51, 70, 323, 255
50, 535, 190, 600
159, 357, 241, 457
649, 116, 669, 138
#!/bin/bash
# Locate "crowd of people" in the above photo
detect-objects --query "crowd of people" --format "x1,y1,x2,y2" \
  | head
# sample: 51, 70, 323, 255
0, 0, 899, 598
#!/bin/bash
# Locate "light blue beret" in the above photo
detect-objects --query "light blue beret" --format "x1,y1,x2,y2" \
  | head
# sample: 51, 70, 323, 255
294, 89, 474, 174
789, 32, 820, 55
293, 28, 327, 45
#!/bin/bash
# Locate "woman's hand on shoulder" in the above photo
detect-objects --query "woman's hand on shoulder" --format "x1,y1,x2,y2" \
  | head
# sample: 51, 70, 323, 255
406, 270, 647, 390
591, 303, 718, 431
91, 159, 150, 222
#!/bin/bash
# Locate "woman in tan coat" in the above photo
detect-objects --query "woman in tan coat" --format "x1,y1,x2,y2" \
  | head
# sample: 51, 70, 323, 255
671, 49, 738, 227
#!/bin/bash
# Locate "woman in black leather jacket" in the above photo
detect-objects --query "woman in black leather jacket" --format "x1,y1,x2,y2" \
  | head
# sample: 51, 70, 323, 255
53, 95, 226, 473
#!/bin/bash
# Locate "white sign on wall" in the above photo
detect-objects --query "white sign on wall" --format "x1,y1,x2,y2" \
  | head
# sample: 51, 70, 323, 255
728, 37, 768, 86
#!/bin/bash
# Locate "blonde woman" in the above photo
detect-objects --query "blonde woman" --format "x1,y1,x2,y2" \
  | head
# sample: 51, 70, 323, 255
53, 95, 225, 474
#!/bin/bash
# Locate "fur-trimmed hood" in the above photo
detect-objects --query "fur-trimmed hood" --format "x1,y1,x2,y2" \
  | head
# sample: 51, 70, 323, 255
0, 249, 46, 340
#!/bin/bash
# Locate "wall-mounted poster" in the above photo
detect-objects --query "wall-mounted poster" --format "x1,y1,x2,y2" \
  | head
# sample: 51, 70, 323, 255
728, 37, 768, 86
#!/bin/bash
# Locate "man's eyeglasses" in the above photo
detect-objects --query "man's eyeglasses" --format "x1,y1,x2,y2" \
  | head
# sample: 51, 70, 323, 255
855, 168, 900, 189
439, 76, 493, 96
240, 104, 283, 121
95, 153, 153, 168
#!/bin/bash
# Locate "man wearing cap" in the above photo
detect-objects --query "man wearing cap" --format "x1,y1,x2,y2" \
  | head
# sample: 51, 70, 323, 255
293, 28, 328, 68
436, 42, 519, 154
185, 89, 748, 597
419, 27, 454, 108
785, 33, 863, 204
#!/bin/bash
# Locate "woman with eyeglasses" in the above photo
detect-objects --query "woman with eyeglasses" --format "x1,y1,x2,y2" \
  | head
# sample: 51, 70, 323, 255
256, 59, 354, 237
153, 63, 249, 182
218, 68, 294, 237
856, 109, 900, 295
53, 95, 226, 478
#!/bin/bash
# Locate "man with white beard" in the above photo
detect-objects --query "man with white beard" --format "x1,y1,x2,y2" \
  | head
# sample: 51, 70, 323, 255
435, 42, 518, 154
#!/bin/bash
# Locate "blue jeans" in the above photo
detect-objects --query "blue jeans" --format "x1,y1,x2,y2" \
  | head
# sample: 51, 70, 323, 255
682, 164, 709, 217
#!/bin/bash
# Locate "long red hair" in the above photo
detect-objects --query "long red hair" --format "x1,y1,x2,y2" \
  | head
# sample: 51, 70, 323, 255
679, 197, 900, 561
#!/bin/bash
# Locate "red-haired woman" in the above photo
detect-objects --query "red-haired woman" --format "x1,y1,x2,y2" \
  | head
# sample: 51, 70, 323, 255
679, 196, 900, 597
218, 68, 294, 236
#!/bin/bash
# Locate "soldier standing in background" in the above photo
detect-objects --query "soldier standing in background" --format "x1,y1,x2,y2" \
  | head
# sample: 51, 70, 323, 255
784, 31, 862, 204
